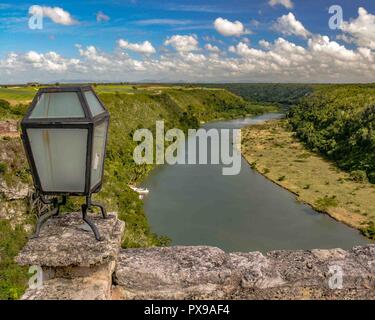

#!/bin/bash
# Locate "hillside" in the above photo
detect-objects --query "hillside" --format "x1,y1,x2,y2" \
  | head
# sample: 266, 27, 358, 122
288, 84, 375, 184
0, 85, 276, 299
202, 83, 313, 107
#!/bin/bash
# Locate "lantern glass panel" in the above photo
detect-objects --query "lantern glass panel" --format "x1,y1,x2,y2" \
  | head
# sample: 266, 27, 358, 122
84, 91, 105, 117
30, 92, 84, 119
91, 121, 107, 188
27, 128, 88, 192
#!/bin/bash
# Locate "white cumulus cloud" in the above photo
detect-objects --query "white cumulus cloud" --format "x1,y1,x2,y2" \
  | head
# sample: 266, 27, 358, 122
269, 0, 294, 9
340, 7, 375, 49
2, 11, 375, 85
96, 11, 110, 22
308, 35, 357, 61
273, 12, 311, 39
24, 50, 78, 72
77, 45, 111, 66
205, 43, 220, 53
214, 17, 250, 37
118, 39, 156, 55
164, 35, 199, 52
29, 6, 77, 25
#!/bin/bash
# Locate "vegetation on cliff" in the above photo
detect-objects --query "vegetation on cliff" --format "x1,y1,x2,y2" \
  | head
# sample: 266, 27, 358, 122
288, 84, 375, 184
203, 83, 313, 107
0, 99, 28, 119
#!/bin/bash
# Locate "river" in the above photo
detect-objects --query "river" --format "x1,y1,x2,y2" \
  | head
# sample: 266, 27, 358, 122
141, 113, 370, 252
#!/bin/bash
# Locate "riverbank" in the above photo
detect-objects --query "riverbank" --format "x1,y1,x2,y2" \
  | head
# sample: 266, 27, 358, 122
241, 119, 375, 240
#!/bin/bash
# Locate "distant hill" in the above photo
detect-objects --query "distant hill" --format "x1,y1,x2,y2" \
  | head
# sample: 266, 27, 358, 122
202, 83, 314, 107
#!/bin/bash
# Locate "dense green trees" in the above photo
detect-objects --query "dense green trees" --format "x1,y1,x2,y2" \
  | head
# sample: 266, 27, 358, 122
288, 84, 375, 183
203, 83, 313, 106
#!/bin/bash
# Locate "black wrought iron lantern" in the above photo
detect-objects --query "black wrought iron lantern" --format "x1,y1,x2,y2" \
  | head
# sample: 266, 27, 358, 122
21, 86, 110, 241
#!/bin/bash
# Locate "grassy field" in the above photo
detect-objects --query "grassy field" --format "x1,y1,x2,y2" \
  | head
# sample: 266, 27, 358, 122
0, 84, 145, 104
0, 84, 227, 105
0, 87, 37, 105
242, 120, 375, 239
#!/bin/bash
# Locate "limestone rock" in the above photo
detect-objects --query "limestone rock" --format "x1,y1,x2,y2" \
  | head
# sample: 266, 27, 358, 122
114, 246, 233, 299
351, 245, 375, 273
0, 181, 30, 200
16, 212, 124, 267
17, 212, 124, 300
113, 245, 375, 300
22, 261, 115, 300
0, 198, 28, 226
229, 251, 285, 289
229, 247, 375, 299
0, 120, 18, 137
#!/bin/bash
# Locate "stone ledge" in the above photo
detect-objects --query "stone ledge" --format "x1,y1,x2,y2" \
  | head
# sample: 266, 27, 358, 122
114, 246, 233, 299
17, 212, 125, 300
16, 212, 125, 267
113, 245, 375, 300
14, 212, 375, 300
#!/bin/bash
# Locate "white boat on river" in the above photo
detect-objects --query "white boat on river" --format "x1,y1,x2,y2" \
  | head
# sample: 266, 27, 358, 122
129, 185, 150, 195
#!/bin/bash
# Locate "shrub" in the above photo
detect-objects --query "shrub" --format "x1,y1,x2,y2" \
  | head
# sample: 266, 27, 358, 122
349, 170, 368, 183
360, 221, 375, 240
315, 195, 338, 211
0, 220, 29, 299
0, 162, 6, 174
368, 172, 375, 184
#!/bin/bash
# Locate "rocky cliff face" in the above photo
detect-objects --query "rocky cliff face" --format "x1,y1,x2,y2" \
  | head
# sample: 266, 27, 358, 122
0, 120, 18, 138
16, 213, 375, 300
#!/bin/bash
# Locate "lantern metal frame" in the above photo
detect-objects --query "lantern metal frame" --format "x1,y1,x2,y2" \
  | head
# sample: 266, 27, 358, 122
21, 86, 110, 241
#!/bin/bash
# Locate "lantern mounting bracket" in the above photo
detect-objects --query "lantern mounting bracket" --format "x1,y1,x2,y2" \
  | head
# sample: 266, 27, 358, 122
30, 192, 108, 241
81, 195, 107, 241
30, 193, 67, 239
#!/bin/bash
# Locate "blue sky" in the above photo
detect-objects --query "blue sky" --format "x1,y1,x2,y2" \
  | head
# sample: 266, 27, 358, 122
0, 0, 375, 83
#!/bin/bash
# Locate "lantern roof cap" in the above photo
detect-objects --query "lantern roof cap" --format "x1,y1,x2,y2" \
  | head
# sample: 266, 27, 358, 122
37, 85, 93, 93
22, 85, 109, 123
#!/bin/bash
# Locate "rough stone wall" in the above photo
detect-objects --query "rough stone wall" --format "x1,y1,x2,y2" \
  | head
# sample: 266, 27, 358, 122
16, 213, 375, 300
113, 245, 375, 300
